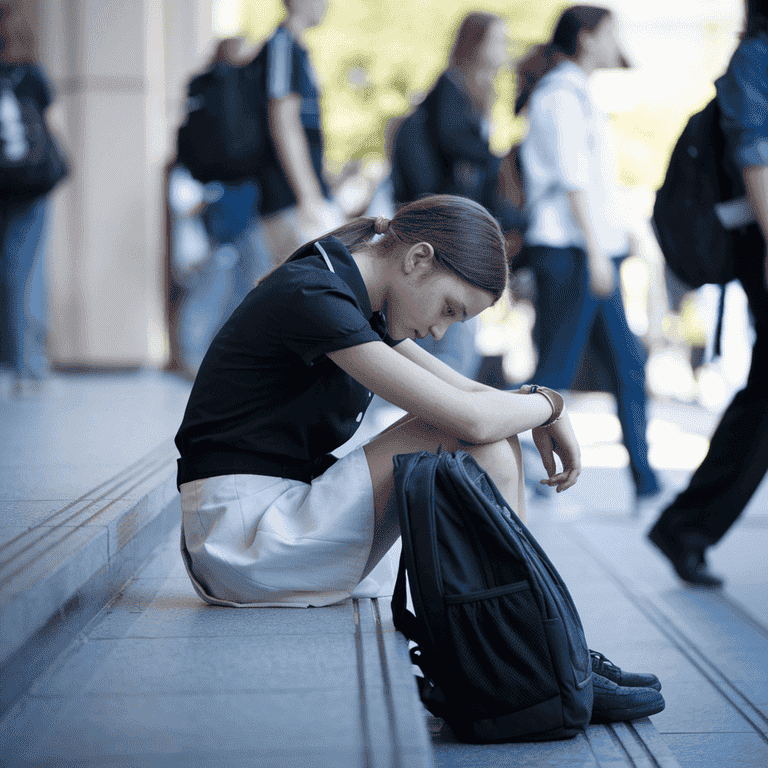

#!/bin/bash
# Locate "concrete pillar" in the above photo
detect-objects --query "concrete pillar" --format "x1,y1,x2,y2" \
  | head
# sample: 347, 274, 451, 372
29, 0, 213, 369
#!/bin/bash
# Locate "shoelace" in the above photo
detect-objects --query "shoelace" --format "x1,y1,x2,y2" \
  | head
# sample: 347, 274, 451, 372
590, 650, 620, 676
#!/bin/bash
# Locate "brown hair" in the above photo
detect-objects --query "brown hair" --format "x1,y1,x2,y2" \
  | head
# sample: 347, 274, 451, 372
449, 12, 502, 70
745, 0, 768, 37
327, 194, 508, 301
514, 5, 622, 115
0, 3, 35, 64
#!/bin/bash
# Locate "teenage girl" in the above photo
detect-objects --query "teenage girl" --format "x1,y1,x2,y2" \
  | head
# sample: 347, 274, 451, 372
174, 194, 580, 608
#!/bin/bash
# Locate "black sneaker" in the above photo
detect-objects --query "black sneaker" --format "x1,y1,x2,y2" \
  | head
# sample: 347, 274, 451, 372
590, 673, 665, 723
590, 650, 662, 691
647, 524, 724, 588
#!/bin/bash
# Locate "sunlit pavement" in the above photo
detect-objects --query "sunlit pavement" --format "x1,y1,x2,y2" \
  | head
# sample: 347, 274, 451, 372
1, 374, 766, 767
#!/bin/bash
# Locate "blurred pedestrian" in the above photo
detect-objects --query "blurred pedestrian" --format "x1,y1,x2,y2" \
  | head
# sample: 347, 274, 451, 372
0, 3, 67, 395
391, 12, 521, 379
258, 0, 343, 266
515, 5, 660, 508
172, 38, 271, 377
648, 0, 768, 588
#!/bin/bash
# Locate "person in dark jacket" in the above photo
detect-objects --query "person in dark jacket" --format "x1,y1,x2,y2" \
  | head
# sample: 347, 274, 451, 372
174, 38, 271, 377
648, 0, 768, 588
392, 13, 520, 378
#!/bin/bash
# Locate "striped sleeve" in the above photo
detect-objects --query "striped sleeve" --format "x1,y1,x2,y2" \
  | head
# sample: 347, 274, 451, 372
266, 27, 293, 99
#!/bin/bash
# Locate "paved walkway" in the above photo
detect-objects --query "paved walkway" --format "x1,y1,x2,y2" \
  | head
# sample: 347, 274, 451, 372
1, 374, 766, 767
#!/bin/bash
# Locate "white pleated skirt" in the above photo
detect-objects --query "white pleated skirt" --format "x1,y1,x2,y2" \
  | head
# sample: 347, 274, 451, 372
179, 446, 398, 607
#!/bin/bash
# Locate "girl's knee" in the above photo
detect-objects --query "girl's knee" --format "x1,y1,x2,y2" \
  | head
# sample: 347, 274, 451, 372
468, 437, 521, 486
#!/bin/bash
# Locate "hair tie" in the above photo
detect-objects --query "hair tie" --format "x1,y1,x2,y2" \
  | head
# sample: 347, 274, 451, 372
374, 216, 390, 235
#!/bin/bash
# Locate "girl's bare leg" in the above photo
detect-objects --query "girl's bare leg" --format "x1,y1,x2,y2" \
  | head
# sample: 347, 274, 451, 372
360, 416, 526, 579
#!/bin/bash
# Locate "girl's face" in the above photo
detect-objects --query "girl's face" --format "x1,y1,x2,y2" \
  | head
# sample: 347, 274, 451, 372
386, 245, 495, 342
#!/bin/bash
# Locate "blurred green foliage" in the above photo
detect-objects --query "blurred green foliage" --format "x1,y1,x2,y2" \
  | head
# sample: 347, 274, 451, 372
238, 0, 733, 198
240, 0, 566, 173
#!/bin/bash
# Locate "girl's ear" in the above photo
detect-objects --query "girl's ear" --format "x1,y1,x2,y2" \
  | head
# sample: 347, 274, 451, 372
403, 242, 436, 276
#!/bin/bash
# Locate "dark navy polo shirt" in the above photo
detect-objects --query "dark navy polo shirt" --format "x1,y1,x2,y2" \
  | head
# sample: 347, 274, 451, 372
257, 24, 330, 216
175, 236, 401, 487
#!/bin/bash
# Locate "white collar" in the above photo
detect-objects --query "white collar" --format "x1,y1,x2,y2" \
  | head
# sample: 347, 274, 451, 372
546, 60, 589, 92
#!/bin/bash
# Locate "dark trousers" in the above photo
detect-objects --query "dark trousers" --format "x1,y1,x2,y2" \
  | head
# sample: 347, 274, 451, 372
654, 226, 768, 546
527, 245, 657, 495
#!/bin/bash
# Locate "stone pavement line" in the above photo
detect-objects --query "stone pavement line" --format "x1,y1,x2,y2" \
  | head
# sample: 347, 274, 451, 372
0, 442, 176, 587
610, 721, 682, 768
354, 598, 373, 768
371, 597, 406, 767
564, 525, 768, 748
358, 596, 435, 768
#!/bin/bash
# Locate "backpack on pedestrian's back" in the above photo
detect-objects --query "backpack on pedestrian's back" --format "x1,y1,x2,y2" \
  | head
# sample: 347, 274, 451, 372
177, 56, 266, 184
391, 449, 593, 744
652, 97, 748, 289
0, 66, 68, 199
653, 97, 760, 355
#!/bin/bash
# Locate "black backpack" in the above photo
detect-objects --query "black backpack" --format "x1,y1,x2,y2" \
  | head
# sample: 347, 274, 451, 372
0, 67, 68, 199
652, 97, 747, 289
177, 56, 266, 184
391, 449, 593, 744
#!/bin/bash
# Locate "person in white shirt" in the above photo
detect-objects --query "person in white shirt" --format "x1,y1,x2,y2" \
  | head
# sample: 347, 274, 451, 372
515, 5, 660, 507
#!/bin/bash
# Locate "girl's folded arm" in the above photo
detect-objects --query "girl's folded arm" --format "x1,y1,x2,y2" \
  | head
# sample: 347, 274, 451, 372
327, 340, 552, 444
392, 337, 505, 394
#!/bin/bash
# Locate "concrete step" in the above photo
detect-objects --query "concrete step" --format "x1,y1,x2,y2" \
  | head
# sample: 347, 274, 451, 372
0, 529, 434, 767
0, 440, 181, 717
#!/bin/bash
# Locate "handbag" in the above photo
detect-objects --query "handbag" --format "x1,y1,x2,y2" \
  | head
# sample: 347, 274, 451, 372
0, 65, 69, 200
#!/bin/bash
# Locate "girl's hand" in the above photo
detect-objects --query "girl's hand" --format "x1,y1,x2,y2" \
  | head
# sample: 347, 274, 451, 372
531, 410, 581, 492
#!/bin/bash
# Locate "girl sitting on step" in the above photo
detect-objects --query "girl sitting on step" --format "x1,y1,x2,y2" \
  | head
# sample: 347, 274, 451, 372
174, 194, 580, 608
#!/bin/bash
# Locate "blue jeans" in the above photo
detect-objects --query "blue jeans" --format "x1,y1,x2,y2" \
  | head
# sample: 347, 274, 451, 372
527, 245, 658, 495
0, 195, 48, 378
176, 182, 271, 374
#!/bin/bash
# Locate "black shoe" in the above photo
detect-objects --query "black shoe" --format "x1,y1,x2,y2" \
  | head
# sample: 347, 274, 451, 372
647, 525, 724, 589
590, 650, 661, 691
590, 673, 665, 723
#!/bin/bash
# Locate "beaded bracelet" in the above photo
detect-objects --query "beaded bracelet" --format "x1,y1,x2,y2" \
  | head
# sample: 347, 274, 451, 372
528, 384, 565, 428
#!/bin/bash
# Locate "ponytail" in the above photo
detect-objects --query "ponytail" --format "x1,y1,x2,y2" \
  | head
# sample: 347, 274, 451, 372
514, 42, 563, 115
327, 195, 508, 301
324, 216, 380, 252
270, 195, 507, 301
